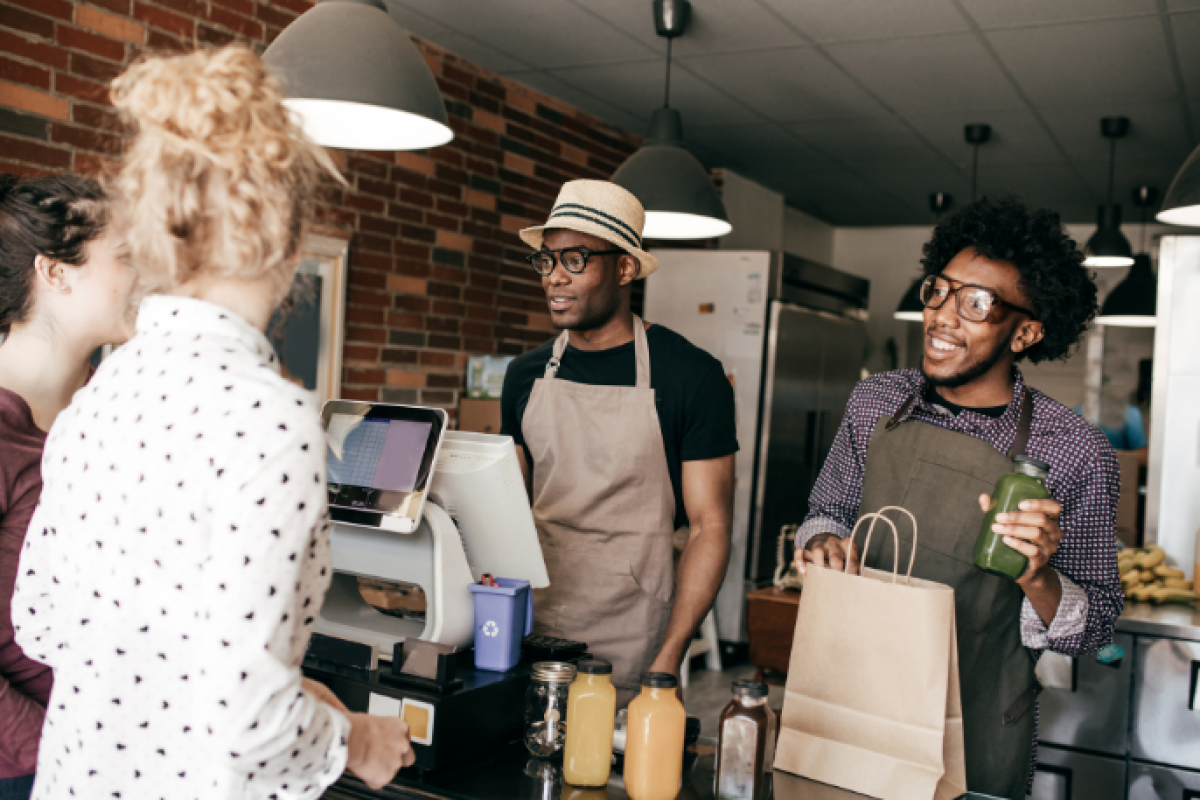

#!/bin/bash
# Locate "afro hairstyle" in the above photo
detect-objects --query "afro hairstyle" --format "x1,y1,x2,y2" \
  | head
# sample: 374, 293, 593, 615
920, 194, 1097, 364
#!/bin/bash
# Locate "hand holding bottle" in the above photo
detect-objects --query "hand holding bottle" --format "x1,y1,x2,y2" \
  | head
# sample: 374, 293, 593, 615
979, 493, 1063, 582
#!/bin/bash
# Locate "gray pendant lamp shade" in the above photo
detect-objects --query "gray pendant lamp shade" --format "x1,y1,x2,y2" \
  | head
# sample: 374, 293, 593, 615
263, 0, 452, 151
1098, 253, 1157, 327
1158, 143, 1200, 226
1084, 204, 1134, 268
612, 108, 731, 240
894, 278, 924, 322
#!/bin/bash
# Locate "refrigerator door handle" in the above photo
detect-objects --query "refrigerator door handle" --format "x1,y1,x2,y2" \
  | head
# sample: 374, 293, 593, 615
1035, 763, 1074, 799
1189, 660, 1199, 711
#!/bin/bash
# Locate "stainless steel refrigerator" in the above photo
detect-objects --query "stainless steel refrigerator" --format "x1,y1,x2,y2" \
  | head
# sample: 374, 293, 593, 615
645, 250, 869, 642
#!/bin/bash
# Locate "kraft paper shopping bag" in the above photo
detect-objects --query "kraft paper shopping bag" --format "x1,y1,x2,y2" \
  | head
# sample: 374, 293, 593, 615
774, 508, 967, 800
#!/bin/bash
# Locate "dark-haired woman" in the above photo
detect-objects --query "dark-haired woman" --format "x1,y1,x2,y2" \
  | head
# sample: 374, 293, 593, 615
0, 174, 135, 800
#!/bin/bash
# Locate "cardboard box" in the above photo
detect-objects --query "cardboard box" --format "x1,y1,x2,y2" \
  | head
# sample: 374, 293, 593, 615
1115, 450, 1140, 548
459, 398, 502, 434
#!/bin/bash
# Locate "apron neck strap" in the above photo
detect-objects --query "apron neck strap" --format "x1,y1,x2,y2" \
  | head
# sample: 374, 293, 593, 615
543, 315, 652, 389
1006, 386, 1034, 459
885, 386, 1034, 458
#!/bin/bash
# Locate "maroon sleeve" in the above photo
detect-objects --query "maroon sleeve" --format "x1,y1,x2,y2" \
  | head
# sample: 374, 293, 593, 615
0, 466, 49, 776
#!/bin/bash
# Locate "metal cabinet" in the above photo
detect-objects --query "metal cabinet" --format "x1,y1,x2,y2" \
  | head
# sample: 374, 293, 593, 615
1030, 745, 1126, 800
1128, 762, 1200, 800
1132, 637, 1200, 771
1037, 633, 1134, 757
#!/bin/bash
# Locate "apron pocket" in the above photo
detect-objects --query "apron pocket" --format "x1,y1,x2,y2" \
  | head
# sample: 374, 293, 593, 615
902, 459, 995, 565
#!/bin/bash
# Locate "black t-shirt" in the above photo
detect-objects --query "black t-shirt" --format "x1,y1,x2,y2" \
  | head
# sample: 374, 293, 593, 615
501, 325, 739, 529
927, 386, 1008, 419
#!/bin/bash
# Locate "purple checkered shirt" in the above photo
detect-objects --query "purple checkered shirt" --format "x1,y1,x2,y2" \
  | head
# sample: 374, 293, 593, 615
797, 367, 1124, 785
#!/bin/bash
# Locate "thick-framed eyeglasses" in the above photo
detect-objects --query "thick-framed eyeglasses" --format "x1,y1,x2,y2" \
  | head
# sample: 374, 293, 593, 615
526, 246, 625, 276
919, 274, 1037, 323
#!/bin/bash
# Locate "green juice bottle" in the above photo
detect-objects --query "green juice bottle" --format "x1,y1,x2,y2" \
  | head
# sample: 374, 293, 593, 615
974, 455, 1052, 580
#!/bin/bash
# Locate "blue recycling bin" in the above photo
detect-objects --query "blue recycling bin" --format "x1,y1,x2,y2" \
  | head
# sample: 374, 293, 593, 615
467, 578, 533, 672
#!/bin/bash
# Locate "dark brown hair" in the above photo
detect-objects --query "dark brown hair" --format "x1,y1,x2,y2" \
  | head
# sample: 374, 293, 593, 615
0, 173, 107, 335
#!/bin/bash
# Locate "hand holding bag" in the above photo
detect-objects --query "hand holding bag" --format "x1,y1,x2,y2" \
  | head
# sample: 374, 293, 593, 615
773, 507, 967, 800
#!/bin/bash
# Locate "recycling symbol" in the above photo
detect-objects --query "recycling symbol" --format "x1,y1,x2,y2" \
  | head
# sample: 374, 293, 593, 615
483, 620, 499, 638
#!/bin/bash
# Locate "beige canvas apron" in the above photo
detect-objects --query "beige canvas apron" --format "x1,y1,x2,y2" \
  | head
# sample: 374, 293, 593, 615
522, 316, 676, 707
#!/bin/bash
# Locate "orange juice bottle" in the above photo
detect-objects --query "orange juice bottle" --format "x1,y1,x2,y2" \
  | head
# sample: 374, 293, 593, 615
624, 673, 686, 800
563, 659, 617, 787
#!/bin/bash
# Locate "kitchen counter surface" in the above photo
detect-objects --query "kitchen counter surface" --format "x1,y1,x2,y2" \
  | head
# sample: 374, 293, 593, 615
1115, 600, 1200, 640
321, 738, 1005, 800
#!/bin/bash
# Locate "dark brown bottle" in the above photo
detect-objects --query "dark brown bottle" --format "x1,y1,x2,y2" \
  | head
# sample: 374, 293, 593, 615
715, 680, 776, 800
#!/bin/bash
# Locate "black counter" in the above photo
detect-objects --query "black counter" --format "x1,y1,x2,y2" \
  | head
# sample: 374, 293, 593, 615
320, 738, 1005, 800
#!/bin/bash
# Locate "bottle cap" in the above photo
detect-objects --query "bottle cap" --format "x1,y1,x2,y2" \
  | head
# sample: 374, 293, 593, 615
1012, 455, 1051, 473
531, 661, 577, 683
641, 672, 678, 689
576, 658, 612, 675
731, 679, 769, 699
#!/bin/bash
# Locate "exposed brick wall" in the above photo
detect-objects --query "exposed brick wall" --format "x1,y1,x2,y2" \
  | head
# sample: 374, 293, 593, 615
0, 0, 643, 417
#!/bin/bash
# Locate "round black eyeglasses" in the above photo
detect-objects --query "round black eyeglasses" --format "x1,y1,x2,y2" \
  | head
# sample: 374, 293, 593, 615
526, 246, 625, 276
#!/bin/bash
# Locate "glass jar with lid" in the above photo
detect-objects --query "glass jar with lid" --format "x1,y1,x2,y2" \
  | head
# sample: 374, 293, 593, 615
524, 661, 576, 757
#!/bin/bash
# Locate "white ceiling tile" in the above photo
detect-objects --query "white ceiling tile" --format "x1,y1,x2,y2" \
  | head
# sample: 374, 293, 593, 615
687, 123, 835, 173
824, 34, 1026, 115
1039, 100, 1193, 163
987, 17, 1176, 106
787, 117, 948, 168
905, 109, 1064, 168
544, 61, 752, 127
678, 47, 888, 122
757, 0, 969, 43
958, 0, 1158, 28
385, 2, 533, 73
390, 0, 655, 70
1166, 0, 1200, 10
580, 0, 806, 56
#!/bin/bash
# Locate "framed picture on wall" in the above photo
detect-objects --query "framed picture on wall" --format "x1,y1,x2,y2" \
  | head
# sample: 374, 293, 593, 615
267, 231, 349, 407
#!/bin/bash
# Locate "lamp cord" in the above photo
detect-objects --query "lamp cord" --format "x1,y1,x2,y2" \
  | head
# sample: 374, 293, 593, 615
1106, 136, 1116, 210
663, 37, 672, 108
971, 144, 979, 202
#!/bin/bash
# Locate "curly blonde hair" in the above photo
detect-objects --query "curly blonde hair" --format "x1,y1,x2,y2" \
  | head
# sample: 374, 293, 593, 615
109, 46, 341, 292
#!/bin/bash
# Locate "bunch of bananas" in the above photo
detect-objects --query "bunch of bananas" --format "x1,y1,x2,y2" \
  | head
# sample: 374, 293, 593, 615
1118, 546, 1197, 604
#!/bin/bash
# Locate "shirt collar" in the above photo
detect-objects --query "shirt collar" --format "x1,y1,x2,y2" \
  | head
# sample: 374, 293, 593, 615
135, 295, 280, 373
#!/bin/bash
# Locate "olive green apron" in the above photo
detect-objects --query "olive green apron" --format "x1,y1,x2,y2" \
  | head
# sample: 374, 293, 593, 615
522, 317, 676, 708
858, 389, 1038, 800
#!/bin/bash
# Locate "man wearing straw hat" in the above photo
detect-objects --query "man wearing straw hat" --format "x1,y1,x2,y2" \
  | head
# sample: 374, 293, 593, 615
501, 180, 737, 706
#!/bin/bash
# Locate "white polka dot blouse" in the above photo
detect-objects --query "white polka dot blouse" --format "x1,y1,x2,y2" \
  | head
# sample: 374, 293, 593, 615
13, 295, 350, 800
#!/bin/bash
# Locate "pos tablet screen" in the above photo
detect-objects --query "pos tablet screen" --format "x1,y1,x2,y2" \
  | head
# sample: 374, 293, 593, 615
322, 401, 447, 532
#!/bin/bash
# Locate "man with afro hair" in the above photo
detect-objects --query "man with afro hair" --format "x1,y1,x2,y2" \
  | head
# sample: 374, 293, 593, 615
794, 195, 1121, 798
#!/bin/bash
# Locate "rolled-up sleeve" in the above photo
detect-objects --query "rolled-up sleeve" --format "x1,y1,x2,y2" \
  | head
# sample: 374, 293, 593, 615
1024, 433, 1123, 656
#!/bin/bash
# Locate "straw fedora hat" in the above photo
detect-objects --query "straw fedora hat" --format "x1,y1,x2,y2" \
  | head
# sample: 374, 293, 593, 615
520, 180, 660, 278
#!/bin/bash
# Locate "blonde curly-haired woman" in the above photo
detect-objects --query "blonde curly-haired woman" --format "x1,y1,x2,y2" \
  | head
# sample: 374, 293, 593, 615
13, 47, 412, 799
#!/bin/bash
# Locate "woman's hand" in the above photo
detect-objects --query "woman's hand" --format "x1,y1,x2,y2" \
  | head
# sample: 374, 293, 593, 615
979, 494, 1063, 584
346, 713, 416, 789
796, 532, 860, 576
302, 677, 349, 714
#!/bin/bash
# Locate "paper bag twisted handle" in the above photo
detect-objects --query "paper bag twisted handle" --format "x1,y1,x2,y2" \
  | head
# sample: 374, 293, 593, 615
845, 506, 919, 585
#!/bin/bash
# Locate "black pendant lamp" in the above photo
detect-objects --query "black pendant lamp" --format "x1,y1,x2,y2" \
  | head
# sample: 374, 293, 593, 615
1083, 118, 1134, 267
263, 0, 453, 151
895, 192, 954, 322
610, 0, 731, 240
1098, 186, 1158, 327
1158, 143, 1200, 226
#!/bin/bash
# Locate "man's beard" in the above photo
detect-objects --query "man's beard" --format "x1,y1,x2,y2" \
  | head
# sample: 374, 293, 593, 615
921, 333, 1010, 389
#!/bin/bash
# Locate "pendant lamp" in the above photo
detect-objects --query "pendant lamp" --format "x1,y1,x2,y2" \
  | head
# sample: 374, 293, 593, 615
610, 0, 731, 240
1098, 186, 1158, 327
1158, 143, 1200, 226
1083, 118, 1134, 267
895, 191, 954, 322
263, 0, 453, 152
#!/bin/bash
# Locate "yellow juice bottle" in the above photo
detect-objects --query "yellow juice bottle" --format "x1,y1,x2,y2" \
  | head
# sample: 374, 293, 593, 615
563, 659, 617, 787
624, 673, 686, 800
